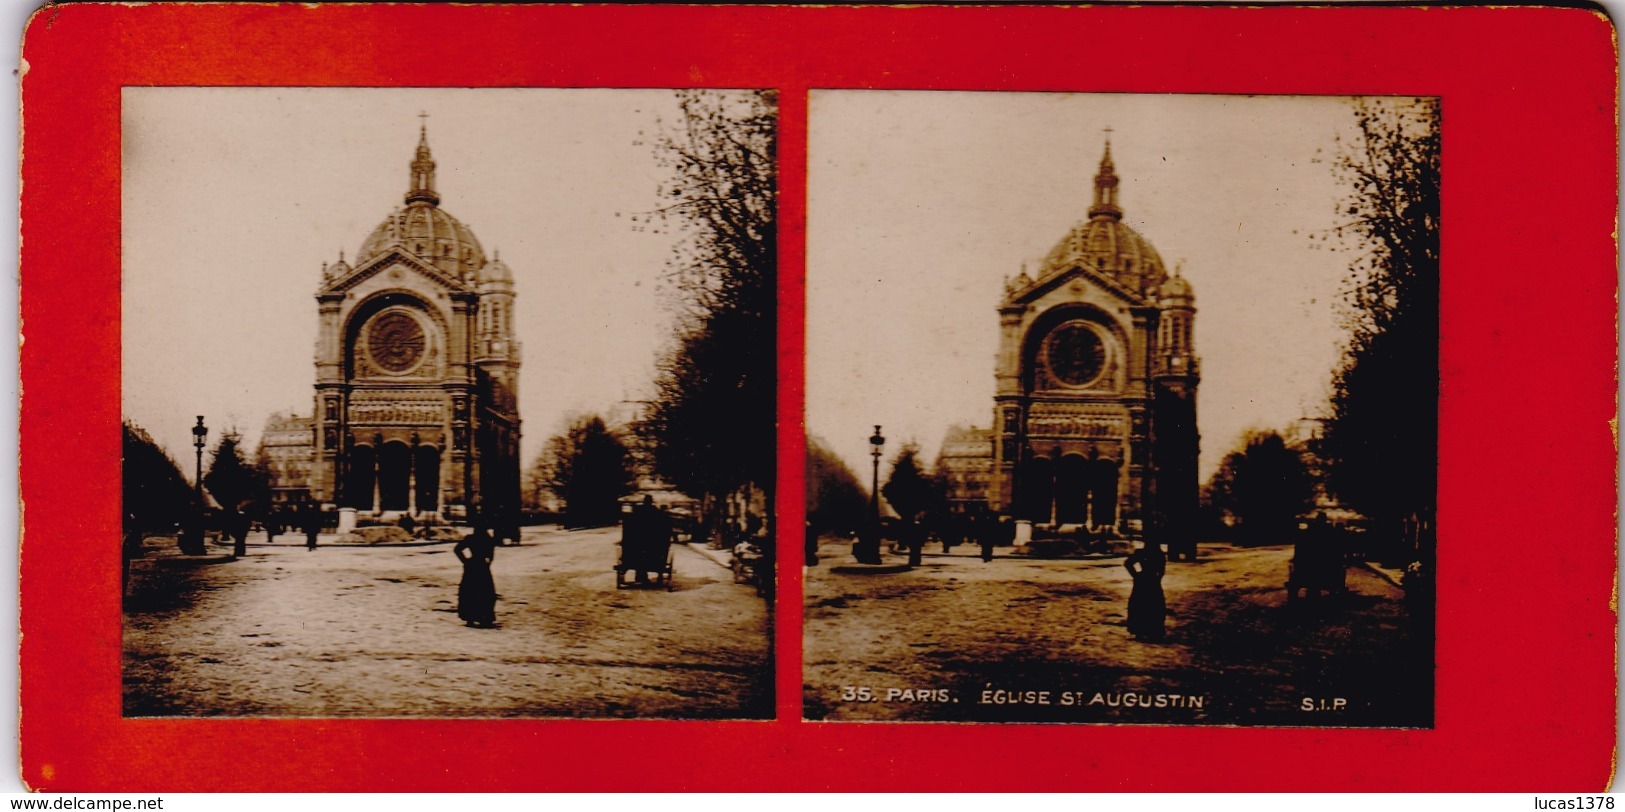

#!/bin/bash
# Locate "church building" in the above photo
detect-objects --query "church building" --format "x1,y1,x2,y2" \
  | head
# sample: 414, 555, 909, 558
988, 140, 1199, 541
306, 124, 522, 526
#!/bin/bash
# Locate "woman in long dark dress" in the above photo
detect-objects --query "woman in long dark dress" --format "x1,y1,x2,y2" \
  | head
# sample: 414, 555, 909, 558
1124, 541, 1167, 641
455, 527, 498, 628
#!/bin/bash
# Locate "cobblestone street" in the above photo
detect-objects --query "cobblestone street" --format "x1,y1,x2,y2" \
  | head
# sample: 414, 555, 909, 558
124, 525, 773, 719
803, 541, 1431, 727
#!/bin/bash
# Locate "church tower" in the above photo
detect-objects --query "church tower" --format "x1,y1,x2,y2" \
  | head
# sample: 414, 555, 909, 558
1151, 268, 1199, 554
474, 250, 522, 525
308, 122, 522, 527
988, 137, 1199, 543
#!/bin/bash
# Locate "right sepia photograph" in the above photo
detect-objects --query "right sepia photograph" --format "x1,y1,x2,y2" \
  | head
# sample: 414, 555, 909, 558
803, 91, 1437, 726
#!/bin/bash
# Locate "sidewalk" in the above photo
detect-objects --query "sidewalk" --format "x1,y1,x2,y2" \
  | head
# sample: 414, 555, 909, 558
684, 542, 733, 570
1359, 559, 1407, 588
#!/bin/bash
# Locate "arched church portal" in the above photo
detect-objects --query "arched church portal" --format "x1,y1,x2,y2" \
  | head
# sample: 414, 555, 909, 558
1019, 454, 1120, 528
378, 442, 412, 511
415, 445, 441, 512
348, 445, 376, 511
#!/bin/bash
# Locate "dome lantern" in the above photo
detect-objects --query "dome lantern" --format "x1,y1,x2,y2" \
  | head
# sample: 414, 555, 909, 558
1088, 130, 1121, 221
405, 115, 439, 207
1034, 137, 1168, 297
356, 120, 487, 279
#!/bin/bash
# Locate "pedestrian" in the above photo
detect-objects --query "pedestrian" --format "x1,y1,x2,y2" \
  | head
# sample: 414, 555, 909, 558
231, 506, 251, 558
179, 507, 205, 556
631, 497, 652, 583
979, 515, 997, 564
122, 511, 143, 597
265, 509, 279, 544
302, 501, 321, 551
905, 514, 926, 569
639, 496, 672, 584
804, 520, 819, 567
455, 524, 499, 628
1124, 541, 1167, 641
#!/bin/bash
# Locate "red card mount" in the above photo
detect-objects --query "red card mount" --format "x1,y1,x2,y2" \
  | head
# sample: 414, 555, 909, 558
18, 3, 1617, 792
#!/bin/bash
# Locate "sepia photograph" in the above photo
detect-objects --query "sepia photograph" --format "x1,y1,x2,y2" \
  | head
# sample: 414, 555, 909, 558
20, 1, 1615, 791
119, 87, 776, 718
803, 91, 1437, 725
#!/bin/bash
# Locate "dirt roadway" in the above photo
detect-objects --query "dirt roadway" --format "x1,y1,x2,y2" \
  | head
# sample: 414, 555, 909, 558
123, 525, 772, 719
803, 542, 1431, 727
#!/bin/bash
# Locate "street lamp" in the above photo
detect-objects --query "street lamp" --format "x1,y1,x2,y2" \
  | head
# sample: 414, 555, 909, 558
191, 416, 207, 502
181, 416, 207, 556
869, 424, 885, 521
855, 425, 885, 564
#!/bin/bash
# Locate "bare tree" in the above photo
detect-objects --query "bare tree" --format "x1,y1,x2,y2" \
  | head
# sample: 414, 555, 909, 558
1318, 98, 1440, 567
635, 90, 777, 528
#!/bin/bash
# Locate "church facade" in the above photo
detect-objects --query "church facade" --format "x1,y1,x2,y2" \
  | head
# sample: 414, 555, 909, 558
988, 141, 1199, 541
305, 126, 522, 524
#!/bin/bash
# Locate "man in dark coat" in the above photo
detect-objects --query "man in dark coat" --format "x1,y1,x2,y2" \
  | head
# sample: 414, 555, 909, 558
978, 513, 997, 563
302, 501, 321, 551
230, 506, 251, 558
178, 507, 205, 556
905, 514, 926, 569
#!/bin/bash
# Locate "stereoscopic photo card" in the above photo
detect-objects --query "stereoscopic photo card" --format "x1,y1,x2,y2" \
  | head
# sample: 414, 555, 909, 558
18, 2, 1617, 792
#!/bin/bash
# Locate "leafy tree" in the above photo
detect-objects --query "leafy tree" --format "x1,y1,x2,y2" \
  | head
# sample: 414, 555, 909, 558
537, 414, 635, 528
806, 435, 868, 536
202, 428, 269, 516
1204, 430, 1315, 546
122, 420, 194, 534
1319, 98, 1439, 564
520, 455, 548, 512
635, 89, 777, 528
881, 441, 934, 521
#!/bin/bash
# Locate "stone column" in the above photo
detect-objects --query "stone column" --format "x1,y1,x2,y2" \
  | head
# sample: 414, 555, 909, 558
407, 454, 418, 514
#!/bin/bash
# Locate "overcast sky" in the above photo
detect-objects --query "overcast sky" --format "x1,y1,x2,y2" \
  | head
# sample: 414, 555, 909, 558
123, 88, 698, 473
807, 91, 1385, 483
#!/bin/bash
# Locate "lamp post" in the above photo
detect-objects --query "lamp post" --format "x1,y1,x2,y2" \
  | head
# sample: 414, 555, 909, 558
192, 416, 207, 502
855, 425, 885, 564
181, 416, 207, 556
869, 424, 885, 522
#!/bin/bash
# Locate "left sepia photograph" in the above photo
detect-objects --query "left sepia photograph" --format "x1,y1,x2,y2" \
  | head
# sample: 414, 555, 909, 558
120, 88, 777, 718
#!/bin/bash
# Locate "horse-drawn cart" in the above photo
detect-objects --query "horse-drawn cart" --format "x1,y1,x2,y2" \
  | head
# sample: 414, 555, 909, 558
1287, 516, 1348, 602
615, 497, 675, 591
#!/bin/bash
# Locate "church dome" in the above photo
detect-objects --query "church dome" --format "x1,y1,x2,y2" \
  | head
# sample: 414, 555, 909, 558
326, 254, 351, 278
1039, 217, 1167, 288
1160, 272, 1193, 301
355, 124, 487, 280
478, 255, 513, 290
1034, 139, 1168, 296
359, 203, 486, 279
